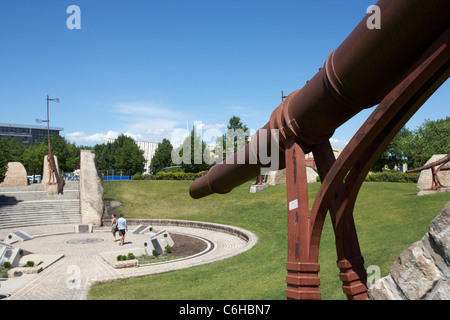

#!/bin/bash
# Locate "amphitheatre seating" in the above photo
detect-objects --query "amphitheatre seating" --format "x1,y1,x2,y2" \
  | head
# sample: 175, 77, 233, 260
0, 182, 81, 229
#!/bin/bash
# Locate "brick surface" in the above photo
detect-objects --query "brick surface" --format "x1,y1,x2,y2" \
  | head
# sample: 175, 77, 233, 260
0, 222, 257, 300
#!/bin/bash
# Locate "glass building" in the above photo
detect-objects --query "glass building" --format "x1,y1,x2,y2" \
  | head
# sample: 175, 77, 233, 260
0, 123, 64, 146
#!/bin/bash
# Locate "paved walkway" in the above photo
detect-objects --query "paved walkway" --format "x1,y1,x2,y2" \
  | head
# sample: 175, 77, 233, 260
0, 222, 258, 300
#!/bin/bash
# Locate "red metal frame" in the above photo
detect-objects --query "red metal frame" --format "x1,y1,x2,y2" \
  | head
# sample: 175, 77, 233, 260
285, 27, 449, 299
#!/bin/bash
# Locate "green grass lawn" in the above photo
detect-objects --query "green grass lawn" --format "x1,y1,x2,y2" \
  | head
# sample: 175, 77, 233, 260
88, 180, 449, 300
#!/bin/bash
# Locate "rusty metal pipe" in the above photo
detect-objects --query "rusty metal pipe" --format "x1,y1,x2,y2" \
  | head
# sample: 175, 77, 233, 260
190, 0, 450, 199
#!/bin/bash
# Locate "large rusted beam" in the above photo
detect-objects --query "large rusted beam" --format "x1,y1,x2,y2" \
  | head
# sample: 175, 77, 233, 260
190, 0, 450, 199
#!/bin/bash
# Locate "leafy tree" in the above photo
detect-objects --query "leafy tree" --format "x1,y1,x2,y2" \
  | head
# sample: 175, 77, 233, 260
0, 137, 26, 163
0, 151, 7, 183
372, 128, 412, 172
0, 137, 27, 181
22, 141, 48, 174
20, 135, 81, 174
174, 127, 212, 173
215, 115, 250, 158
113, 134, 145, 176
373, 117, 450, 171
95, 142, 116, 171
410, 117, 450, 167
150, 138, 173, 173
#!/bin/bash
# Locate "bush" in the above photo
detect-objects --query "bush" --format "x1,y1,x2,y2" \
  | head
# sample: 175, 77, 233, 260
314, 170, 419, 183
165, 246, 172, 254
155, 171, 205, 180
3, 262, 12, 269
117, 253, 137, 261
365, 171, 419, 183
116, 255, 126, 261
152, 249, 159, 257
24, 261, 34, 267
132, 173, 144, 180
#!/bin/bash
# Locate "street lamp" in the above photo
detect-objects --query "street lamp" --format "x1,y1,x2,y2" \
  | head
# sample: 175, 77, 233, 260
36, 95, 60, 185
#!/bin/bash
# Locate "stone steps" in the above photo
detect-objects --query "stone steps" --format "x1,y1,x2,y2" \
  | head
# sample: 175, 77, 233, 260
0, 190, 80, 202
0, 182, 81, 229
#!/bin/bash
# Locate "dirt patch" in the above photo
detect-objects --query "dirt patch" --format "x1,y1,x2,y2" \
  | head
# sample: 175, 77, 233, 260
170, 233, 208, 256
104, 199, 122, 218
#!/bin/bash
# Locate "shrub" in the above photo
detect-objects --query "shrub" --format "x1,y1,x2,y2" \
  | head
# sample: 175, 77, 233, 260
116, 255, 126, 261
155, 171, 205, 181
365, 171, 419, 183
24, 261, 34, 267
132, 173, 144, 180
3, 262, 12, 269
152, 249, 159, 257
116, 253, 137, 261
165, 246, 172, 254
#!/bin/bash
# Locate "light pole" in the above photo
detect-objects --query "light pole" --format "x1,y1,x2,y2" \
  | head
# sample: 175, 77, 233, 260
36, 95, 60, 185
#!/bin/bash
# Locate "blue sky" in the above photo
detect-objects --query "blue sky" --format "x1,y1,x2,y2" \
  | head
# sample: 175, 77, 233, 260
1, 0, 448, 148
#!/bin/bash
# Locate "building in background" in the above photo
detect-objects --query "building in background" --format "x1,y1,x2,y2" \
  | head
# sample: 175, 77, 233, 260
105, 138, 159, 174
0, 123, 64, 146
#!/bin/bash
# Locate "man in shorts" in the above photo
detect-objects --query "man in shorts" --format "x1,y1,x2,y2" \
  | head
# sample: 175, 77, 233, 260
117, 214, 128, 246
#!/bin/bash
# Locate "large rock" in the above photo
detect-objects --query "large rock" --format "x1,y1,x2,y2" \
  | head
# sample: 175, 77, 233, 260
367, 202, 450, 300
0, 162, 27, 187
267, 167, 318, 185
417, 154, 450, 190
80, 150, 104, 226
42, 155, 64, 195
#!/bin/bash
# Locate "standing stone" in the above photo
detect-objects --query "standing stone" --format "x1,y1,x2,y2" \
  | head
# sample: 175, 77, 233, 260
267, 167, 318, 185
0, 162, 28, 187
42, 155, 64, 195
417, 154, 450, 191
80, 150, 104, 226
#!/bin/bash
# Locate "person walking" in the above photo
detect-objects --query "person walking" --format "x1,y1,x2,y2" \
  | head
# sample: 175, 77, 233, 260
117, 214, 128, 246
110, 214, 118, 242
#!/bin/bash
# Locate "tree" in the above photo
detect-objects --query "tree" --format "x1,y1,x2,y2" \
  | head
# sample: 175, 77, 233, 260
150, 138, 173, 173
174, 127, 212, 173
411, 117, 450, 166
0, 137, 27, 182
215, 115, 250, 158
113, 134, 145, 177
372, 128, 412, 172
19, 135, 83, 174
0, 151, 7, 183
0, 137, 26, 163
95, 142, 116, 171
22, 141, 48, 174
373, 117, 450, 171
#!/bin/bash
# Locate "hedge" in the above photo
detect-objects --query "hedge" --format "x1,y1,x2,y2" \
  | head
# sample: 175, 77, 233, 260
134, 170, 420, 183
364, 171, 420, 183
132, 171, 205, 181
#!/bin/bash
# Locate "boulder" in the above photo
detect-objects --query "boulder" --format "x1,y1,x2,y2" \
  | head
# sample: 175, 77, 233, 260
367, 201, 450, 300
0, 162, 27, 187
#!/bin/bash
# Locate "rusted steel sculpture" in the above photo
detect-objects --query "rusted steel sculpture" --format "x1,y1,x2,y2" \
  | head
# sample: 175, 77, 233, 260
406, 154, 450, 190
189, 0, 450, 300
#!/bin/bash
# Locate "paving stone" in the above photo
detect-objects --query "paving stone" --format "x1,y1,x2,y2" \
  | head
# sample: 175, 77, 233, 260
0, 222, 257, 300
